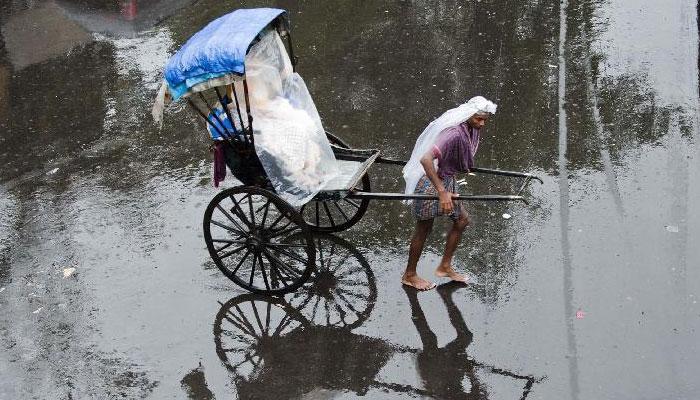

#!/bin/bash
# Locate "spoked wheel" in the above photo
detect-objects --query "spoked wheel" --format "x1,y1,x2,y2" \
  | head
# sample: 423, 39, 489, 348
300, 132, 371, 233
286, 234, 377, 330
214, 294, 309, 380
203, 186, 315, 294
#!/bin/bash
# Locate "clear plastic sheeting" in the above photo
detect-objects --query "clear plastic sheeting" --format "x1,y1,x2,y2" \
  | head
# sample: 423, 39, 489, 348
245, 30, 338, 207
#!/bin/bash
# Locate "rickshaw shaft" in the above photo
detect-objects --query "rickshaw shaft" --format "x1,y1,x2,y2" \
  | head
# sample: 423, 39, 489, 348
347, 191, 528, 204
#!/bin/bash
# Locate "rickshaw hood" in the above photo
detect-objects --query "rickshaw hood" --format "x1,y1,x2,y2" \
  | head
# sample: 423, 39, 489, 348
163, 8, 287, 100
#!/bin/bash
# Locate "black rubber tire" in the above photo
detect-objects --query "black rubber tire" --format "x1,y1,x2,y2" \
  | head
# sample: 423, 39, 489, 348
203, 186, 315, 294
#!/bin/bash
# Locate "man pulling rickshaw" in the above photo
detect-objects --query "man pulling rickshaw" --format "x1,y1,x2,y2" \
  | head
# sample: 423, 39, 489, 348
402, 96, 497, 290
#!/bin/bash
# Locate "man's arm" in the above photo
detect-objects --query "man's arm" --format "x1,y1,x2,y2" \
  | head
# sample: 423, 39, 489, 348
419, 150, 456, 213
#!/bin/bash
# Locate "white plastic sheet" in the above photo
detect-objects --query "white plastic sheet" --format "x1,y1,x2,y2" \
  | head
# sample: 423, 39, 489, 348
245, 30, 338, 207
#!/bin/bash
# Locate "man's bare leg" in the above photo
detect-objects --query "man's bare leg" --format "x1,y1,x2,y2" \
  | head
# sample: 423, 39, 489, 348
435, 212, 470, 283
403, 219, 436, 290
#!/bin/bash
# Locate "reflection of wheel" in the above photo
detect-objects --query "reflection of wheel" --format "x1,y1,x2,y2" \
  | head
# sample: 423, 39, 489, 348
214, 294, 309, 380
286, 234, 376, 330
301, 132, 370, 233
203, 186, 315, 294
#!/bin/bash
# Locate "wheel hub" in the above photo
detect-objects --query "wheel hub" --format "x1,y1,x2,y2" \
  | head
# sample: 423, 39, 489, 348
248, 235, 264, 251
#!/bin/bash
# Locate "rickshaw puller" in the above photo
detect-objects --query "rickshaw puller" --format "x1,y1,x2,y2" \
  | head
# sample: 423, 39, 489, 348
402, 96, 497, 291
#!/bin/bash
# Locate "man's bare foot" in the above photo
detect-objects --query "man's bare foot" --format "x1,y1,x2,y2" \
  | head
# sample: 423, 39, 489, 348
435, 266, 470, 283
401, 274, 436, 290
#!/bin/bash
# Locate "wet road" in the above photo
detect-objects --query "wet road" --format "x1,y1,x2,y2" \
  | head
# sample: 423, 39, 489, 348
1, 0, 699, 399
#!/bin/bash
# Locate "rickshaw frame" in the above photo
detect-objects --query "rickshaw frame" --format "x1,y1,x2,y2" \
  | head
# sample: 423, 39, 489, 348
159, 8, 542, 295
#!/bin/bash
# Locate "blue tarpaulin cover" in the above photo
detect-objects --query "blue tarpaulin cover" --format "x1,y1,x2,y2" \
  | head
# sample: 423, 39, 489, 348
163, 8, 286, 100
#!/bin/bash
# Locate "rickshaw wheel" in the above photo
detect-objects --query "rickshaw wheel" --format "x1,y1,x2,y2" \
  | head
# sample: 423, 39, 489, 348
301, 132, 371, 233
203, 186, 315, 294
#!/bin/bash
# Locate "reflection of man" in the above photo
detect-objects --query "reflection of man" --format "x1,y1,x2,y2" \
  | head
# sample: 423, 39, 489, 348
403, 283, 483, 398
402, 96, 497, 290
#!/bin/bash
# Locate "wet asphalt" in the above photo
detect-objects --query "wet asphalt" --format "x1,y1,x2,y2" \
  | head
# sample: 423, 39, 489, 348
1, 1, 699, 399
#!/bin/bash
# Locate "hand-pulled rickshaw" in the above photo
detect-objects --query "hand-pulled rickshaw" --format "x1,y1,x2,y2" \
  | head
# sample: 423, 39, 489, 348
153, 8, 541, 295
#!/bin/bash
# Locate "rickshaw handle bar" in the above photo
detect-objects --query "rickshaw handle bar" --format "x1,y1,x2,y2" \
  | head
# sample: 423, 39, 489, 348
347, 191, 529, 205
471, 167, 544, 184
374, 156, 408, 166
373, 157, 544, 184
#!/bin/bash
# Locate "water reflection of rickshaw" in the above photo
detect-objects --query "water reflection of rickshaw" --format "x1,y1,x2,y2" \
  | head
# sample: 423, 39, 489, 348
214, 235, 542, 399
153, 8, 541, 294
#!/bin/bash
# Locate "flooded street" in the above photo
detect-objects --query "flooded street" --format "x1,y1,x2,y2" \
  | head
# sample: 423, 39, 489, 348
1, 0, 699, 399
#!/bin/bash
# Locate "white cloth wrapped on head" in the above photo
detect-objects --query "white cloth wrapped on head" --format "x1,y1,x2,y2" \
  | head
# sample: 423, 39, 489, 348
402, 96, 497, 200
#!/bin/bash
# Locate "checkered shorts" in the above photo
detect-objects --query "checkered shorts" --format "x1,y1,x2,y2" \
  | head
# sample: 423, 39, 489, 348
412, 175, 465, 221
